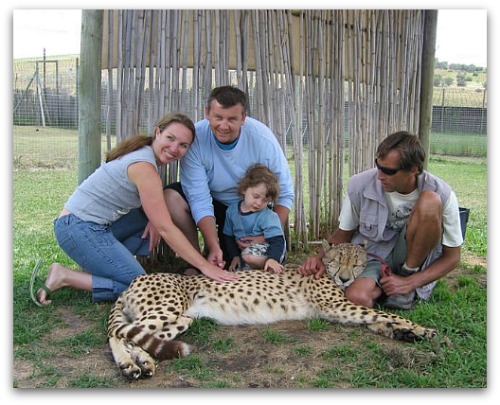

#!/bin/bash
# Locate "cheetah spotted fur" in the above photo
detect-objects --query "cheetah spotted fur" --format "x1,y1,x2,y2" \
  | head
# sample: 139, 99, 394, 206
107, 243, 436, 379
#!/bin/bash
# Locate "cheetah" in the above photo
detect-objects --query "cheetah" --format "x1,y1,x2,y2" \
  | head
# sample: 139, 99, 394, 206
322, 241, 367, 289
107, 243, 436, 380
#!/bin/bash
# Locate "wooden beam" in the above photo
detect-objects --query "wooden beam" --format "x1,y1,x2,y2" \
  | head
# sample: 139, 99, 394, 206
419, 10, 438, 169
78, 10, 103, 184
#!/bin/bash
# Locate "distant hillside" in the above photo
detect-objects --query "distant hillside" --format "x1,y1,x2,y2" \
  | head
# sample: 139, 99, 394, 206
433, 59, 487, 89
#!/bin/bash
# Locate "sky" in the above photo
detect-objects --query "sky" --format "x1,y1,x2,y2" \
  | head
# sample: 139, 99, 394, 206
11, 8, 488, 67
435, 9, 487, 66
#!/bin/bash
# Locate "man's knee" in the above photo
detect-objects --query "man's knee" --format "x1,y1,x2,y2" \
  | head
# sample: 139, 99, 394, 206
164, 188, 187, 209
415, 191, 443, 216
408, 190, 442, 236
345, 279, 381, 308
345, 290, 372, 308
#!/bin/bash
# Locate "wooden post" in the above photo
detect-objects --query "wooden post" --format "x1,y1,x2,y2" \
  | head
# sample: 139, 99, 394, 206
419, 10, 438, 169
78, 10, 103, 184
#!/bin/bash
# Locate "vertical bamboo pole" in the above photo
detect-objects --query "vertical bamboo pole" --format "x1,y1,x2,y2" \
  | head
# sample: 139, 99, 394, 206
251, 10, 265, 121
193, 11, 202, 120
126, 10, 136, 134
106, 10, 114, 151
282, 11, 306, 247
241, 11, 249, 94
204, 11, 212, 98
102, 9, 427, 245
116, 10, 123, 142
233, 10, 243, 89
147, 11, 155, 132
334, 9, 345, 228
180, 10, 190, 113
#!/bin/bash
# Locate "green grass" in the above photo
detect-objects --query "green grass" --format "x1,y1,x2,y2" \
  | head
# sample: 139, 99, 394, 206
430, 132, 486, 157
307, 318, 330, 331
261, 327, 296, 344
12, 154, 487, 388
13, 126, 117, 168
427, 156, 487, 257
13, 126, 486, 172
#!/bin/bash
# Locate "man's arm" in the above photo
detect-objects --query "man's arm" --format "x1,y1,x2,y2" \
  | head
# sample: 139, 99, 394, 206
197, 216, 225, 268
179, 126, 217, 225
327, 229, 354, 248
298, 229, 354, 278
273, 204, 290, 228
380, 245, 461, 296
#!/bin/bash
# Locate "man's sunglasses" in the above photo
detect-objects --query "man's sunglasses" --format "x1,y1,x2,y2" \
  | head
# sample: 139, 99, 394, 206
375, 158, 401, 176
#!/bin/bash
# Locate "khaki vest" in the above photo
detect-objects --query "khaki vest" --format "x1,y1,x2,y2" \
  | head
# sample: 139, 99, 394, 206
347, 168, 452, 259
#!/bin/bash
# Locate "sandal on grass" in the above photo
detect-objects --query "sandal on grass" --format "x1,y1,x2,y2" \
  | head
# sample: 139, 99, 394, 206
29, 259, 52, 307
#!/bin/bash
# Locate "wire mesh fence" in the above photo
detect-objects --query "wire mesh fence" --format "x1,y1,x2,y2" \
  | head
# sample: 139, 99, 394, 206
13, 55, 487, 169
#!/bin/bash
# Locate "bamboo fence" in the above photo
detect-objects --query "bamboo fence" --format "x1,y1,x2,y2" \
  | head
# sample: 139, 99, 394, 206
101, 9, 425, 249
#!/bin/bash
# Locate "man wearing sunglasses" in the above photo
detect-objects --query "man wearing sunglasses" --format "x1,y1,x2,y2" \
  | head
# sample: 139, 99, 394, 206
299, 131, 463, 310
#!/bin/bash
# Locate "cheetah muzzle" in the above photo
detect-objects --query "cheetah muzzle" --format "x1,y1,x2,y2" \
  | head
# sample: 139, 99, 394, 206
107, 243, 437, 379
322, 241, 367, 289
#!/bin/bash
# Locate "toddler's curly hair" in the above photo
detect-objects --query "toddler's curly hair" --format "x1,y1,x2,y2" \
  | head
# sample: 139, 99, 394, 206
237, 163, 280, 201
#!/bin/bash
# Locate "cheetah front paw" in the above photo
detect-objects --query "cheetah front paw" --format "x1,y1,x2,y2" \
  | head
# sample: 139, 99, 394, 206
393, 326, 437, 342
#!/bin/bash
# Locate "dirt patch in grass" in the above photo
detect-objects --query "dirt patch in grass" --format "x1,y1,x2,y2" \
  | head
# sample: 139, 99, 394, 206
13, 255, 485, 389
14, 315, 415, 388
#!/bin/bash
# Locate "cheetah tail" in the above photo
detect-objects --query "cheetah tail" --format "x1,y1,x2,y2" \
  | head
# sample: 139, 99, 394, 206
151, 339, 191, 361
113, 323, 191, 361
108, 298, 190, 361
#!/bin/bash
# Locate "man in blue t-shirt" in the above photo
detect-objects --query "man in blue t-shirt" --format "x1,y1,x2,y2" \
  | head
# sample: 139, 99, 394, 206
165, 86, 294, 270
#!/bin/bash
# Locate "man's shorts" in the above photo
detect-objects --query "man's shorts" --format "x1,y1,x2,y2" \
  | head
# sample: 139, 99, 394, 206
357, 224, 443, 300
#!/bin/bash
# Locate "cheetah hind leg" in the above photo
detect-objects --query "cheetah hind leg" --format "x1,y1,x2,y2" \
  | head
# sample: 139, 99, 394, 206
109, 336, 144, 380
130, 345, 157, 378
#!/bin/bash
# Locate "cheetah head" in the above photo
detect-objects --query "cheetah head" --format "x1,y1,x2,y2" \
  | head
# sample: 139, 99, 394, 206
322, 240, 367, 289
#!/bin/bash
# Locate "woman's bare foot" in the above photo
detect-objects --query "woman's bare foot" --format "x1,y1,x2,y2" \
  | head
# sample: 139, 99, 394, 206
36, 263, 68, 305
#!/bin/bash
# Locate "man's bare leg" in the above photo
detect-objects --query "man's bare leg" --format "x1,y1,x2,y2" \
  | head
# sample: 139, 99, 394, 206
382, 191, 443, 309
405, 190, 443, 269
345, 278, 382, 308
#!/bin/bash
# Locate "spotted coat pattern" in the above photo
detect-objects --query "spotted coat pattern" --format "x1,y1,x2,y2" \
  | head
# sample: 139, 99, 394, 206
107, 243, 436, 379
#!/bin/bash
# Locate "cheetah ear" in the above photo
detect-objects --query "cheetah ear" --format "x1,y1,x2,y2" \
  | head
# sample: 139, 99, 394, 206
322, 239, 331, 252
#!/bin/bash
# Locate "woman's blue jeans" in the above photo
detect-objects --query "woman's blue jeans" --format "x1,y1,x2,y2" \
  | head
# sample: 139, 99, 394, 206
53, 208, 150, 302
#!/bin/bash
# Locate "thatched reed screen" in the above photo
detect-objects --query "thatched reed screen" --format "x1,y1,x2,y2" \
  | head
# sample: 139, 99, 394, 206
101, 9, 425, 249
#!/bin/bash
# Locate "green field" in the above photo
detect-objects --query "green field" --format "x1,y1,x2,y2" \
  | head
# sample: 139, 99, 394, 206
13, 126, 487, 172
12, 152, 486, 388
